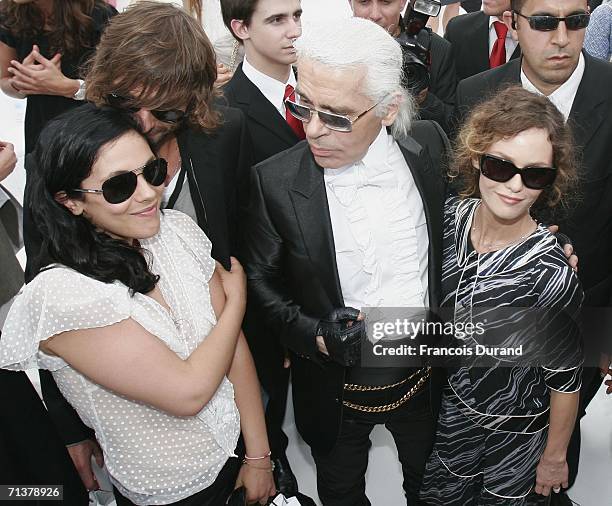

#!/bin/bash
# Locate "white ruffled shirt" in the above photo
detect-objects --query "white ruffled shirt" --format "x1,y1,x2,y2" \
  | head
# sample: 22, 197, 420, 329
0, 210, 240, 506
324, 128, 429, 311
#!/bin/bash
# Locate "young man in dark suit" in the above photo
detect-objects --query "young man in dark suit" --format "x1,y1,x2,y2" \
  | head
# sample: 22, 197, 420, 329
220, 0, 306, 498
222, 0, 304, 163
455, 0, 612, 502
350, 0, 458, 133
445, 0, 521, 81
244, 16, 449, 505
22, 2, 254, 493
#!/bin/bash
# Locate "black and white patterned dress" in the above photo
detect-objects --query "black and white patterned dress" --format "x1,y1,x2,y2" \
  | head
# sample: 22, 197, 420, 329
420, 197, 583, 505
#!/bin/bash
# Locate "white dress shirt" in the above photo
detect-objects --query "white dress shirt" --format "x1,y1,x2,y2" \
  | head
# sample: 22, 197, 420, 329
242, 57, 296, 119
521, 53, 585, 121
488, 17, 519, 63
324, 128, 429, 312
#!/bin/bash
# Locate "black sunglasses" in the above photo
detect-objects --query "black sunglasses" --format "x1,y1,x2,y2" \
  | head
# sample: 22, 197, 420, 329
285, 98, 379, 133
480, 154, 557, 190
106, 93, 188, 124
514, 11, 590, 31
72, 158, 168, 204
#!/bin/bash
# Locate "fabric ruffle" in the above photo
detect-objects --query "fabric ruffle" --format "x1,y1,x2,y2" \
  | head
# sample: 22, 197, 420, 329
325, 153, 425, 308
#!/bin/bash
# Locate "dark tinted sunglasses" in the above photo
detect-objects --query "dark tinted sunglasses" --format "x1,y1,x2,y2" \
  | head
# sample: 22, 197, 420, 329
106, 93, 188, 124
515, 11, 590, 31
285, 98, 378, 133
480, 154, 557, 190
72, 158, 168, 204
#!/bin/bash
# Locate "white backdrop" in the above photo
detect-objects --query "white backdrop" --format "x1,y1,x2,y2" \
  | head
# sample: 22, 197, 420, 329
0, 1, 610, 505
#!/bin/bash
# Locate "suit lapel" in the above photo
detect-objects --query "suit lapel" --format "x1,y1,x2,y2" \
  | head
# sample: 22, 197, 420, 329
233, 65, 299, 146
473, 12, 491, 72
289, 150, 344, 307
178, 128, 228, 257
396, 137, 444, 309
568, 53, 607, 151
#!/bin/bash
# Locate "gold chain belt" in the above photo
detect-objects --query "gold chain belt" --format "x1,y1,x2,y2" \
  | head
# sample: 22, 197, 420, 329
344, 367, 429, 392
342, 368, 431, 413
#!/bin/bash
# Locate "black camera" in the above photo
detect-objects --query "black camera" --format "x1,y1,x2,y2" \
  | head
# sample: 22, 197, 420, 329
395, 0, 441, 94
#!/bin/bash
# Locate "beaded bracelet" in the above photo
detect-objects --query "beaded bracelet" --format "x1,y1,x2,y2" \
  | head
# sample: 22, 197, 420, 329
243, 450, 272, 460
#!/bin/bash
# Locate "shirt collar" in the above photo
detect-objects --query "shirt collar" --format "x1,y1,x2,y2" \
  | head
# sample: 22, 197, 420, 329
520, 53, 585, 122
242, 57, 296, 113
488, 16, 511, 37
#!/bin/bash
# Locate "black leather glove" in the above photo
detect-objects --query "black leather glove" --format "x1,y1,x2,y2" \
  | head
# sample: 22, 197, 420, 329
317, 307, 365, 366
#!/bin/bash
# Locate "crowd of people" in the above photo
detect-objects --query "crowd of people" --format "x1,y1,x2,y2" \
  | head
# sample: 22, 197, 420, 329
0, 0, 611, 505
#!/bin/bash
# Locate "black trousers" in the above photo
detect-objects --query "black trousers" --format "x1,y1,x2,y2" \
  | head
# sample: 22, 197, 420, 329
244, 311, 290, 458
0, 369, 88, 505
113, 455, 241, 506
311, 384, 436, 506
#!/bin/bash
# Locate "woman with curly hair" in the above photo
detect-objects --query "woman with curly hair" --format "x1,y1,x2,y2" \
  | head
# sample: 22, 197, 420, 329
0, 0, 116, 153
420, 87, 584, 505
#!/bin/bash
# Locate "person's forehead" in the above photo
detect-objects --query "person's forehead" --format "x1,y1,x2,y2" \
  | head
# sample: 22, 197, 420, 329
521, 0, 588, 14
297, 60, 369, 111
253, 0, 301, 18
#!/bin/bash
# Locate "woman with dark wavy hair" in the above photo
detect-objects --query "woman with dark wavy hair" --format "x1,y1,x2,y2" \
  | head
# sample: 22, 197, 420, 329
420, 87, 584, 505
0, 104, 276, 506
0, 0, 116, 153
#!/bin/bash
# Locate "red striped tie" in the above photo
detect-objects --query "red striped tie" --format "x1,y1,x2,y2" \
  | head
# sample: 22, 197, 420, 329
284, 84, 305, 140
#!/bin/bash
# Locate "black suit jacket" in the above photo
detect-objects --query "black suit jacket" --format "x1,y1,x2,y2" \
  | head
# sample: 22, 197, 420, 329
415, 28, 457, 133
175, 105, 253, 269
445, 11, 521, 82
223, 64, 299, 165
455, 52, 612, 306
26, 105, 253, 447
244, 121, 448, 453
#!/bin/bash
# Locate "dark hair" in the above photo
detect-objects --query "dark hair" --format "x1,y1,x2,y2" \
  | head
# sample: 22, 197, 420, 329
85, 1, 219, 132
28, 103, 159, 294
451, 86, 578, 215
0, 0, 105, 56
221, 0, 259, 42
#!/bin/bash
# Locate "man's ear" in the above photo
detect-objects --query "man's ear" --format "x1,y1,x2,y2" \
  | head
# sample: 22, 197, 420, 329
54, 191, 84, 216
503, 10, 518, 41
230, 19, 249, 42
380, 92, 402, 127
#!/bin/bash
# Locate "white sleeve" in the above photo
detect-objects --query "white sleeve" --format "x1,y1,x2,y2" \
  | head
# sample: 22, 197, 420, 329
0, 267, 132, 371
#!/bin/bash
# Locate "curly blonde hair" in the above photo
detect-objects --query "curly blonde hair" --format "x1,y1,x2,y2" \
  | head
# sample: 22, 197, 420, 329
85, 1, 219, 132
451, 86, 578, 212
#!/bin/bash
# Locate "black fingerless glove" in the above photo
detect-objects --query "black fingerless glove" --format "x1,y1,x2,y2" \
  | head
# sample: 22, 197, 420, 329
317, 307, 365, 367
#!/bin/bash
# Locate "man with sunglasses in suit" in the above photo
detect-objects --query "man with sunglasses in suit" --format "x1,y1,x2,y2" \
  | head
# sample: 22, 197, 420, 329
243, 16, 450, 505
220, 0, 309, 499
454, 1, 612, 503
445, 0, 521, 82
21, 1, 254, 495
